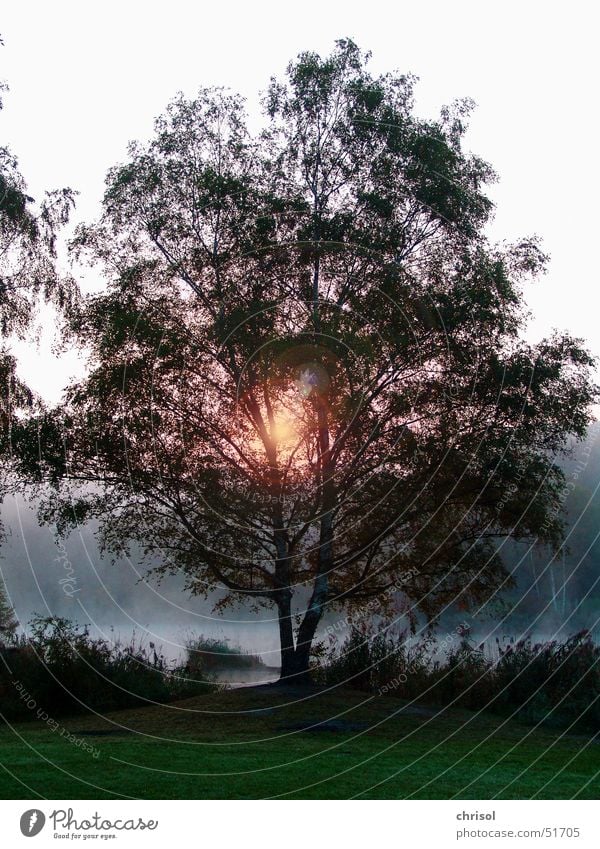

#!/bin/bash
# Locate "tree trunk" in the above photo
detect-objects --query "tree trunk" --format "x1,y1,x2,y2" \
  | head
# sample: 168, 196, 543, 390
277, 591, 297, 680
277, 505, 334, 684
276, 593, 323, 685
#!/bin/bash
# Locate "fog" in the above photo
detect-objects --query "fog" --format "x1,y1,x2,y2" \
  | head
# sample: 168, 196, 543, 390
0, 495, 282, 667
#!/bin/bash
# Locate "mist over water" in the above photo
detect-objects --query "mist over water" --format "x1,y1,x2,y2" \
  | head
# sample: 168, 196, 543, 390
0, 495, 282, 668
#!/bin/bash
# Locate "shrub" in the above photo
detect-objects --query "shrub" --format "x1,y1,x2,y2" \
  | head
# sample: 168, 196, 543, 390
317, 623, 600, 732
315, 622, 434, 697
0, 616, 217, 720
490, 630, 600, 731
429, 638, 495, 710
184, 634, 264, 673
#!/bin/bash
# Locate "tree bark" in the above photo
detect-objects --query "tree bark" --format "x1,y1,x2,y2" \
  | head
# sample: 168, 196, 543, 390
277, 590, 297, 679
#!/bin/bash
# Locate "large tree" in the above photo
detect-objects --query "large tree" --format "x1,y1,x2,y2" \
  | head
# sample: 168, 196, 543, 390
29, 40, 597, 681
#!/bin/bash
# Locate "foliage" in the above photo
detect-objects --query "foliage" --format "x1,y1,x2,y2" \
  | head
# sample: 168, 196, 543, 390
314, 622, 433, 696
0, 579, 17, 636
490, 631, 600, 730
318, 623, 600, 731
184, 633, 265, 672
0, 616, 216, 719
0, 48, 76, 341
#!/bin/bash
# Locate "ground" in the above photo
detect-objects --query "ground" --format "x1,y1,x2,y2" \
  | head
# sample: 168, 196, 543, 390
0, 685, 597, 799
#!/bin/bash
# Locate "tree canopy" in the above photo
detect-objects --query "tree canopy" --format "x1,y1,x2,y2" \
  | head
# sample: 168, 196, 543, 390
26, 40, 598, 680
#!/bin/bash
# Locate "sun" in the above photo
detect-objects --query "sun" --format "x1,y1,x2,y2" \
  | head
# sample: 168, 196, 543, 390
271, 413, 296, 444
246, 402, 301, 455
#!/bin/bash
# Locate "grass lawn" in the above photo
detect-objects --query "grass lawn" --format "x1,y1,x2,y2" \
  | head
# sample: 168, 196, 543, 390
0, 685, 598, 799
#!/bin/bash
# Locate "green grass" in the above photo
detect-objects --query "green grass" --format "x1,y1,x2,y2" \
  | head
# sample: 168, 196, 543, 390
1, 685, 598, 799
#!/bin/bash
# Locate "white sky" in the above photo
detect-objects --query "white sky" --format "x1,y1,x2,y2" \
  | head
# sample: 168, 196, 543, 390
2, 0, 599, 402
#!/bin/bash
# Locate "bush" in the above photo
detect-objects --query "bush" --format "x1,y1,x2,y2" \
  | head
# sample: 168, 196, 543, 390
314, 623, 434, 697
429, 638, 495, 711
316, 624, 600, 732
490, 631, 600, 731
184, 634, 264, 673
0, 616, 217, 720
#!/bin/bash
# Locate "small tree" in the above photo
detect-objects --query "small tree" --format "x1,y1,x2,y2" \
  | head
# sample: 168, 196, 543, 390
28, 41, 597, 682
0, 35, 76, 537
